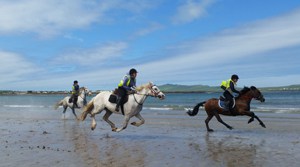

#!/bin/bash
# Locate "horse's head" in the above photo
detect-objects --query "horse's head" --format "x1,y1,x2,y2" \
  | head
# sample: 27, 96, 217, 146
137, 82, 165, 100
80, 87, 92, 96
250, 86, 265, 102
149, 84, 165, 100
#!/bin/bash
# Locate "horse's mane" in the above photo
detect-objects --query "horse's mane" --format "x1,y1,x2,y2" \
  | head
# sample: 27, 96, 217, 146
239, 87, 250, 95
238, 86, 257, 97
136, 82, 153, 91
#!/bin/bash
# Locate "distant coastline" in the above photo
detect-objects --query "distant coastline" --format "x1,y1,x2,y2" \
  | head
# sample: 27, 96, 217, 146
1, 84, 300, 95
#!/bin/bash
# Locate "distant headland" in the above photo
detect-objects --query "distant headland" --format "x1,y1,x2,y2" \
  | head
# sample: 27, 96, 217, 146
1, 84, 300, 95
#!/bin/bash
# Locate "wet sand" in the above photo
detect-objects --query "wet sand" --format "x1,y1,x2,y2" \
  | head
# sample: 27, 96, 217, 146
1, 109, 300, 167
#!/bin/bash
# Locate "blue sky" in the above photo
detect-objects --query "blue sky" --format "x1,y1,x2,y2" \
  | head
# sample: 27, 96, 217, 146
1, 0, 300, 91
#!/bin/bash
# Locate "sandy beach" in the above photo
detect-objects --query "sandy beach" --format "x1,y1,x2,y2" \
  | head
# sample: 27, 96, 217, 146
1, 108, 300, 167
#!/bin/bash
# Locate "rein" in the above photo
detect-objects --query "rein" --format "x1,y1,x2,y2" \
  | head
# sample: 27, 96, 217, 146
78, 89, 88, 105
132, 86, 161, 105
133, 93, 148, 106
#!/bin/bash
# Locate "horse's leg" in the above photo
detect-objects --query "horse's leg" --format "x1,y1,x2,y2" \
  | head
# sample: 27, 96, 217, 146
131, 113, 145, 127
91, 114, 97, 130
214, 111, 233, 130
254, 115, 266, 128
62, 106, 68, 119
245, 111, 266, 128
71, 108, 79, 120
102, 110, 117, 131
90, 106, 104, 131
115, 115, 130, 132
205, 114, 214, 132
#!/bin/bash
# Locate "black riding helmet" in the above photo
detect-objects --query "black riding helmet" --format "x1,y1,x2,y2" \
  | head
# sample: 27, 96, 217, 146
231, 74, 239, 80
129, 68, 138, 75
74, 80, 78, 84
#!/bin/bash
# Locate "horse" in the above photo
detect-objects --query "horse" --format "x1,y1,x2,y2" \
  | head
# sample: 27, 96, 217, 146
187, 86, 266, 132
55, 87, 92, 120
80, 82, 165, 132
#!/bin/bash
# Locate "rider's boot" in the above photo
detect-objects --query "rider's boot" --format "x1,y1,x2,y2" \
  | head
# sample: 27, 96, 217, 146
73, 103, 79, 108
228, 101, 235, 115
115, 98, 121, 112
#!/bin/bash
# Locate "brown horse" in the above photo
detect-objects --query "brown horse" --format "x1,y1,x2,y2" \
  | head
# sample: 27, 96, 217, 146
187, 86, 266, 132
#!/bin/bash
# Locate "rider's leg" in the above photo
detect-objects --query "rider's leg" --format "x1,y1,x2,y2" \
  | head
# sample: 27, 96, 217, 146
115, 87, 126, 112
224, 91, 234, 114
73, 95, 79, 108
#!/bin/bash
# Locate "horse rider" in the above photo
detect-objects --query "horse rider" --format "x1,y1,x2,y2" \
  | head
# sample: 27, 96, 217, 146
220, 74, 240, 114
115, 68, 138, 112
71, 80, 80, 108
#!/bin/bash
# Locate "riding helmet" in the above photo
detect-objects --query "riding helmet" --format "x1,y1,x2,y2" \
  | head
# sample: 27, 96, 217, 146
74, 80, 78, 84
231, 74, 239, 80
129, 68, 138, 75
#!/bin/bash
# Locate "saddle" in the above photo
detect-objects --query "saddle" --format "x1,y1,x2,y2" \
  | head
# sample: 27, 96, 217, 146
108, 89, 129, 104
68, 97, 80, 108
218, 96, 235, 110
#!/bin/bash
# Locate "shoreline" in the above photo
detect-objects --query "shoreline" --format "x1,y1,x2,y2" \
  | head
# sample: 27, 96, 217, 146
1, 108, 300, 167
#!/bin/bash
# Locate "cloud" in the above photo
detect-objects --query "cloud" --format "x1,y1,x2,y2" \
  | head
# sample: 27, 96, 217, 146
52, 42, 128, 67
0, 51, 39, 85
172, 0, 216, 24
133, 22, 164, 37
0, 0, 157, 38
137, 9, 300, 86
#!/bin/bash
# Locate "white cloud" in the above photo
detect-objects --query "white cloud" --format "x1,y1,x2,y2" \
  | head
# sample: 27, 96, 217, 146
133, 22, 164, 37
0, 0, 157, 38
0, 51, 39, 85
53, 42, 128, 66
137, 9, 300, 86
172, 0, 215, 24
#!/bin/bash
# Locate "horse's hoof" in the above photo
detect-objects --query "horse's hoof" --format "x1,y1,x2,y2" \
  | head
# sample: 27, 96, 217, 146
131, 122, 136, 126
228, 126, 233, 130
261, 123, 266, 128
112, 128, 117, 132
208, 129, 214, 132
91, 127, 95, 131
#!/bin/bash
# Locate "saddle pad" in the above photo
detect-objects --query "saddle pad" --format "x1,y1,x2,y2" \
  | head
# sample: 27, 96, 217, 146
218, 99, 235, 110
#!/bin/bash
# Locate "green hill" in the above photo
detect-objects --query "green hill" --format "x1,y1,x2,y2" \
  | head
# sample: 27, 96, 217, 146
159, 84, 300, 93
159, 84, 220, 93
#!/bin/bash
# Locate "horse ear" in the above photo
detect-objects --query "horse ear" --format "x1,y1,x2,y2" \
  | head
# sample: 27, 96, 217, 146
149, 81, 154, 86
250, 86, 256, 90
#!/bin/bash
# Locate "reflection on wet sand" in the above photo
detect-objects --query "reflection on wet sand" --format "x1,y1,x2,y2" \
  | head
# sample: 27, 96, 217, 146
64, 122, 146, 167
204, 133, 265, 166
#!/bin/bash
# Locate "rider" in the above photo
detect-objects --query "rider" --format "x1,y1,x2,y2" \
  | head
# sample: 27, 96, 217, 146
115, 68, 138, 112
220, 74, 240, 114
71, 80, 80, 108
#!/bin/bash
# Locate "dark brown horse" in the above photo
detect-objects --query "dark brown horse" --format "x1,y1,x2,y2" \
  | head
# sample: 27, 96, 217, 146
187, 86, 266, 132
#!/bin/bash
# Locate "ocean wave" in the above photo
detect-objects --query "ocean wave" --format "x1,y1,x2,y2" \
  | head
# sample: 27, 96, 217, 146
252, 107, 300, 114
3, 105, 46, 108
144, 107, 173, 111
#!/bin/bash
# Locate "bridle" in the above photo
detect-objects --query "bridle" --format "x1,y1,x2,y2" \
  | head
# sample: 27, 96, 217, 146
133, 85, 162, 105
78, 88, 89, 105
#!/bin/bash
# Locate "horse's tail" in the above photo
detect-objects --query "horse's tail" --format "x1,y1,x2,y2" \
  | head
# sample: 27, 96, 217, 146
81, 101, 94, 121
187, 101, 206, 116
54, 100, 64, 110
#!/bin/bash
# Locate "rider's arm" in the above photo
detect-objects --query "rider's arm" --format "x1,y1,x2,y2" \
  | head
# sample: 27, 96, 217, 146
230, 81, 240, 94
121, 77, 131, 91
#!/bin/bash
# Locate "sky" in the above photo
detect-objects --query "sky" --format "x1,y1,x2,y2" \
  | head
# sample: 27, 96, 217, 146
1, 0, 300, 91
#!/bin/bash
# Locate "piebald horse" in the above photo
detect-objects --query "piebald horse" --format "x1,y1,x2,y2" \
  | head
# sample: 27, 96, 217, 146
187, 86, 266, 132
80, 82, 165, 132
55, 87, 92, 120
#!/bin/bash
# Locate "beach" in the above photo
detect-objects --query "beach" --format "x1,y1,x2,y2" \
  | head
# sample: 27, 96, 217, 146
1, 107, 300, 167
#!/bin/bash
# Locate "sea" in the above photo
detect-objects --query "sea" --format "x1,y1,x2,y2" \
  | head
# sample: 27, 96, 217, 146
0, 91, 300, 117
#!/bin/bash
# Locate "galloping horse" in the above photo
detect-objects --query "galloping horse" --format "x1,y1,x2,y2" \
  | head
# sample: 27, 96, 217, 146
80, 82, 165, 132
55, 87, 92, 120
187, 86, 266, 132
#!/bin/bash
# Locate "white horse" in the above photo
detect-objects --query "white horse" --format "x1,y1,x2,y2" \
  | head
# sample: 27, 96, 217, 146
55, 87, 92, 120
80, 82, 165, 132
